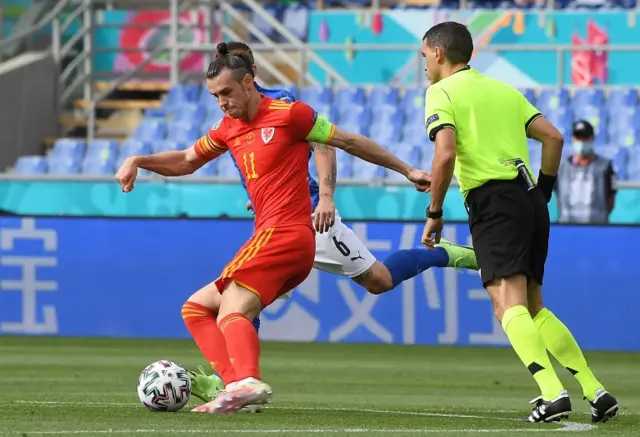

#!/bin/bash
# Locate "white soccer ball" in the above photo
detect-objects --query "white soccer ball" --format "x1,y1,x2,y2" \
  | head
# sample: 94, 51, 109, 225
137, 360, 191, 412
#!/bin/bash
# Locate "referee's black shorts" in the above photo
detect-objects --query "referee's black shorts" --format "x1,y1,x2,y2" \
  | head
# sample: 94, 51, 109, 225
466, 178, 550, 287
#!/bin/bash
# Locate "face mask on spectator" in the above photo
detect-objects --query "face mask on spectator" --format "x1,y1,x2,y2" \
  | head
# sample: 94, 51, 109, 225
572, 140, 593, 157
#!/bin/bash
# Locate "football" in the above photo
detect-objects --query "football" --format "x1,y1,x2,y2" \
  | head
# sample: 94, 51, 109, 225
137, 360, 191, 412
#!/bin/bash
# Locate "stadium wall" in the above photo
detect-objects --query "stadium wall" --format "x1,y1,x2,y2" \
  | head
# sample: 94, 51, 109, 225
3, 181, 640, 223
0, 216, 637, 351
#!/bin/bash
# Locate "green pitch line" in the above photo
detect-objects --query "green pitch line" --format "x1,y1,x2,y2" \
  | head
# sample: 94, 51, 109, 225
0, 337, 638, 436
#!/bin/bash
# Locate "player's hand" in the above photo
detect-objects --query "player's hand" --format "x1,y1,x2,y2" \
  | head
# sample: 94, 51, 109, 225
422, 217, 444, 250
406, 168, 431, 193
314, 195, 335, 234
245, 200, 255, 216
115, 157, 139, 193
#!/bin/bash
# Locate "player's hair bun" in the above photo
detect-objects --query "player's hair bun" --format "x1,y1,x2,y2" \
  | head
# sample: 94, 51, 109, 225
216, 42, 229, 56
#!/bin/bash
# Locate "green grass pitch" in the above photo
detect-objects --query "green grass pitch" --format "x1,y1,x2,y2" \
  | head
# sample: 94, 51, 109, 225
0, 337, 638, 436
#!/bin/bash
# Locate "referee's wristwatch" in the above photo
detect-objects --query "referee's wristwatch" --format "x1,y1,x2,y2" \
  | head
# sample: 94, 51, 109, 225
426, 209, 443, 219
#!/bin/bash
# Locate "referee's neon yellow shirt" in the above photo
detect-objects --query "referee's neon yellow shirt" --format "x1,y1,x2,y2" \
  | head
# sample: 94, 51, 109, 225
424, 66, 542, 197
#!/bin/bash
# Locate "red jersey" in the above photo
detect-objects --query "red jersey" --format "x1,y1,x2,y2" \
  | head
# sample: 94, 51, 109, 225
194, 97, 318, 231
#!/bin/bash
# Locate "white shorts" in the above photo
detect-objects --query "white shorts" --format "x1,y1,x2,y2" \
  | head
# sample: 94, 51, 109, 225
278, 211, 376, 299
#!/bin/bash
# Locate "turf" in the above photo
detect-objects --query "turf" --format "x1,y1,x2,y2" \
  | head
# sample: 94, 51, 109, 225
0, 337, 638, 436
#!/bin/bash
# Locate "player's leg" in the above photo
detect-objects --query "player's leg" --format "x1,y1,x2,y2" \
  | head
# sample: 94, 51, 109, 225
181, 282, 236, 401
470, 183, 568, 422
528, 291, 618, 421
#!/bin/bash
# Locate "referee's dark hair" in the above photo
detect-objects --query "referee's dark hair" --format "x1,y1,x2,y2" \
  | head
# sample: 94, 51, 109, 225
422, 21, 474, 65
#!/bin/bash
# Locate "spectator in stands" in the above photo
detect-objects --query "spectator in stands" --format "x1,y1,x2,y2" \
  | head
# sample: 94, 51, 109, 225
555, 120, 616, 224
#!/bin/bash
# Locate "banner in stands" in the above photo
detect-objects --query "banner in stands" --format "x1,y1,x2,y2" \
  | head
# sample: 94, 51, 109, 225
3, 180, 640, 223
0, 216, 637, 351
308, 11, 640, 86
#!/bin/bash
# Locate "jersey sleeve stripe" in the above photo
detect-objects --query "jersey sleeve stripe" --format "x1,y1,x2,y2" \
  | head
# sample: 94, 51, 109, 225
206, 135, 227, 152
525, 113, 544, 133
428, 123, 456, 142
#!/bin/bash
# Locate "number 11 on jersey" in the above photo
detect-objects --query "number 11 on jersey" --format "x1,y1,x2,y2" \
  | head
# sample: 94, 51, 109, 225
243, 152, 258, 180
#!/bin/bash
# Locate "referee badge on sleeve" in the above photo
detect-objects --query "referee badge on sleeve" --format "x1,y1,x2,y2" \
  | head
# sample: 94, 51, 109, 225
426, 114, 439, 130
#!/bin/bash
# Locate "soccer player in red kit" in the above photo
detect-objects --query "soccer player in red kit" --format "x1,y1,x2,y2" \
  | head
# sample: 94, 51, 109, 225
116, 42, 430, 414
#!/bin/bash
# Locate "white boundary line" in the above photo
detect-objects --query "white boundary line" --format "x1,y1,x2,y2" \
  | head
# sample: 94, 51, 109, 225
0, 400, 597, 434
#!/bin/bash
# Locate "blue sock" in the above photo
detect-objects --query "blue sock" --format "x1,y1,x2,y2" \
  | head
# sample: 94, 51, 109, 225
383, 248, 449, 288
252, 316, 260, 333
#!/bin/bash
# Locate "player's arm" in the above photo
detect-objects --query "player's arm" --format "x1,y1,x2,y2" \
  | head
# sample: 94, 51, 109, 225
425, 86, 456, 212
524, 97, 563, 202
290, 102, 412, 177
312, 142, 337, 199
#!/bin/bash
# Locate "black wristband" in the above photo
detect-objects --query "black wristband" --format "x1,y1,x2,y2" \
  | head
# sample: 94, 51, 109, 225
537, 171, 557, 203
427, 209, 443, 219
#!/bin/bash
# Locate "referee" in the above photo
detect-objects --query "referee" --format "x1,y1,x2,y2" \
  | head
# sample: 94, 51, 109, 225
420, 21, 617, 424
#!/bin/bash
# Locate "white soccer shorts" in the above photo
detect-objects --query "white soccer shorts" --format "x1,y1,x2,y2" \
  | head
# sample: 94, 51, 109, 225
279, 211, 376, 299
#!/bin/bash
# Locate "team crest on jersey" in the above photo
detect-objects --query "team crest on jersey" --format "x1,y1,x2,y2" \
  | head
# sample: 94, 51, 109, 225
261, 127, 275, 144
212, 118, 223, 131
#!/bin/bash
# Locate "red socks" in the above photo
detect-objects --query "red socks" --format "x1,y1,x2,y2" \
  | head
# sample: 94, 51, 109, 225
181, 302, 237, 385
219, 312, 261, 381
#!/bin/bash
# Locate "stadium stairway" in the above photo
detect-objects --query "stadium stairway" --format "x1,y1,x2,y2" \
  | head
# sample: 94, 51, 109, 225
53, 81, 171, 146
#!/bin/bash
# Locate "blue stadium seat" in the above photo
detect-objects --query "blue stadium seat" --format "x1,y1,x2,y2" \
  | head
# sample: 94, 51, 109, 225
337, 122, 367, 137
596, 145, 629, 179
369, 123, 400, 144
86, 140, 118, 162
627, 147, 640, 180
402, 88, 426, 124
282, 4, 309, 41
609, 128, 639, 148
386, 144, 421, 180
368, 86, 400, 106
545, 111, 572, 139
352, 159, 384, 180
334, 86, 366, 108
14, 156, 47, 174
338, 104, 370, 126
300, 86, 332, 105
163, 84, 200, 111
216, 154, 240, 178
170, 103, 207, 125
152, 140, 186, 154
81, 157, 115, 175
371, 104, 403, 125
167, 122, 200, 143
189, 161, 217, 178
52, 139, 86, 160
519, 88, 536, 105
401, 121, 429, 144
133, 119, 167, 141
314, 103, 338, 123
572, 89, 604, 110
537, 88, 569, 113
144, 108, 166, 119
118, 140, 151, 165
47, 156, 80, 174
250, 4, 278, 40
606, 88, 638, 114
420, 145, 436, 171
336, 151, 353, 179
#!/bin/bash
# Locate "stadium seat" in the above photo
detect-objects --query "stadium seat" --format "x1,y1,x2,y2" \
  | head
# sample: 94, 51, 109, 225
338, 104, 370, 126
401, 121, 429, 144
163, 84, 200, 111
572, 88, 604, 110
371, 104, 403, 125
519, 88, 536, 105
118, 140, 151, 164
369, 123, 401, 144
386, 143, 421, 180
282, 4, 309, 41
250, 4, 278, 40
627, 147, 640, 180
86, 140, 118, 162
537, 88, 569, 113
314, 103, 338, 123
144, 108, 166, 119
596, 145, 629, 180
401, 88, 426, 125
352, 159, 385, 180
216, 154, 240, 178
52, 139, 86, 160
336, 151, 353, 179
609, 128, 639, 148
47, 156, 80, 174
420, 145, 436, 171
169, 103, 207, 125
14, 156, 47, 175
334, 86, 366, 108
300, 86, 332, 105
368, 86, 400, 106
189, 161, 217, 178
167, 122, 200, 143
337, 122, 367, 137
81, 157, 115, 175
152, 140, 186, 154
606, 88, 638, 115
133, 119, 167, 141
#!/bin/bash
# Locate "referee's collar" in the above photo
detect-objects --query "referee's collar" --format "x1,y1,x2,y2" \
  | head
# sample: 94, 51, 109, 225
453, 65, 471, 75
